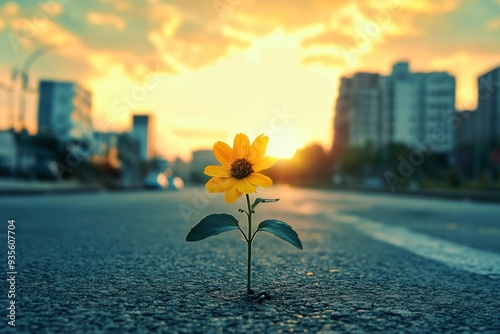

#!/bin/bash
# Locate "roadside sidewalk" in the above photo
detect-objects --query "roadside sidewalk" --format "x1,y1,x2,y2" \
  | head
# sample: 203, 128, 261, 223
347, 187, 500, 203
0, 178, 101, 196
394, 188, 500, 203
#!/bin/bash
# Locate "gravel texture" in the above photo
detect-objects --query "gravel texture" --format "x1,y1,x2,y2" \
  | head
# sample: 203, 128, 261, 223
0, 187, 499, 333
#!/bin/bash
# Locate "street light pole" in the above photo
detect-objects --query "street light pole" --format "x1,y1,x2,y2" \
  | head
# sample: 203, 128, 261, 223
15, 44, 58, 177
18, 45, 57, 131
0, 81, 8, 130
5, 68, 19, 131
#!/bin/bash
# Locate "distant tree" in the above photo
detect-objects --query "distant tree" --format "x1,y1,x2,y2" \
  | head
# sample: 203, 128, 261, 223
293, 144, 328, 184
25, 134, 62, 160
339, 145, 379, 178
383, 143, 413, 166
452, 142, 474, 181
267, 143, 332, 186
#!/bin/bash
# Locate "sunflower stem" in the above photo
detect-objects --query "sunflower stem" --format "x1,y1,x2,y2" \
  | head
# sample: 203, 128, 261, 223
245, 194, 253, 295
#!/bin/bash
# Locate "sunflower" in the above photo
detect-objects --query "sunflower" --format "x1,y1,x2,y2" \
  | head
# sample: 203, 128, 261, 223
204, 133, 277, 203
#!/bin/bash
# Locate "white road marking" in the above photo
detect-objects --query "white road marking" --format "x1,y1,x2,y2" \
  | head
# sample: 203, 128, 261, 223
335, 215, 500, 278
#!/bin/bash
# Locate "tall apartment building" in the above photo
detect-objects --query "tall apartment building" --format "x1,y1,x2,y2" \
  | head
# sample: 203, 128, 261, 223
37, 80, 93, 142
473, 66, 500, 176
380, 62, 419, 148
333, 62, 456, 154
477, 67, 500, 154
0, 130, 16, 172
381, 62, 455, 153
332, 77, 351, 155
420, 71, 456, 153
451, 110, 477, 179
332, 73, 381, 152
131, 114, 154, 161
189, 149, 218, 183
349, 73, 381, 148
454, 110, 477, 149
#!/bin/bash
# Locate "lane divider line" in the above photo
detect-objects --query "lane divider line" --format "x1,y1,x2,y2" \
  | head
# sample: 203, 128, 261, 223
333, 214, 500, 278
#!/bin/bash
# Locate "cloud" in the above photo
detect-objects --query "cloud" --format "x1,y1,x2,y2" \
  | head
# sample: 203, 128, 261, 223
142, 2, 250, 70
3, 2, 19, 15
302, 54, 345, 68
296, 0, 453, 67
172, 128, 227, 139
99, 0, 132, 12
406, 0, 460, 13
86, 12, 126, 31
487, 18, 500, 31
1, 0, 466, 80
302, 30, 358, 49
1, 0, 498, 93
0, 0, 69, 53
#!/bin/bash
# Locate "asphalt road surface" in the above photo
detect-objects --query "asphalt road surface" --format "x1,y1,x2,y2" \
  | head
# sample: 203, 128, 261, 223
1, 186, 499, 333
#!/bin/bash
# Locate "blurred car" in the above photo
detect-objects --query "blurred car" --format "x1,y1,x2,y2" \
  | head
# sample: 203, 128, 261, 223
144, 172, 185, 190
144, 172, 168, 189
31, 160, 59, 180
167, 176, 184, 190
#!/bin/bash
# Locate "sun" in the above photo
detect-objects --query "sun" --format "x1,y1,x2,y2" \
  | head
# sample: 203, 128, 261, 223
266, 133, 303, 159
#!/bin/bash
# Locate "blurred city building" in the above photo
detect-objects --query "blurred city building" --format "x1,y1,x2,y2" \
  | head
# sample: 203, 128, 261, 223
0, 130, 16, 174
477, 67, 500, 150
189, 149, 218, 183
344, 73, 381, 149
92, 132, 121, 170
131, 114, 154, 161
0, 80, 9, 129
117, 132, 142, 188
332, 77, 351, 156
453, 110, 477, 180
475, 67, 500, 178
172, 157, 190, 182
382, 63, 455, 153
454, 110, 477, 149
150, 157, 169, 172
93, 119, 167, 189
332, 62, 500, 188
334, 61, 456, 154
37, 80, 93, 143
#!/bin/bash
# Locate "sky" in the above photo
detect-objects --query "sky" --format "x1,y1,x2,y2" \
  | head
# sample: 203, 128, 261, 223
0, 0, 499, 160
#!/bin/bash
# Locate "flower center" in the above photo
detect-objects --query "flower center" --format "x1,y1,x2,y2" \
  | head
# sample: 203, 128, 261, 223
230, 158, 254, 179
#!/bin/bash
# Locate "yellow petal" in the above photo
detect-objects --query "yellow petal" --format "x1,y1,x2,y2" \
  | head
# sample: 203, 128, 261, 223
206, 177, 235, 193
224, 183, 242, 203
233, 133, 250, 159
248, 134, 269, 163
248, 173, 273, 188
213, 141, 235, 167
204, 165, 230, 177
236, 178, 256, 194
252, 156, 277, 172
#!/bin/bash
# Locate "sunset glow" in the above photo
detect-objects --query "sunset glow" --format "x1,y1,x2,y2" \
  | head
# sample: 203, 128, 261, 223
266, 131, 305, 159
0, 1, 499, 161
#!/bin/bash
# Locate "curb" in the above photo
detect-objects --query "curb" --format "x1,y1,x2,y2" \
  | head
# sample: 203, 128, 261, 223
0, 186, 103, 197
334, 187, 500, 203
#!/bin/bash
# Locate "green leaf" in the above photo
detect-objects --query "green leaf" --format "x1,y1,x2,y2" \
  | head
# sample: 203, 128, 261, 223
251, 198, 279, 210
186, 214, 240, 242
256, 219, 303, 250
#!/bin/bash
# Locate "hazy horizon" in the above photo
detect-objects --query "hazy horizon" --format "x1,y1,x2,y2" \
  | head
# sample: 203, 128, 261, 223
0, 0, 499, 160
